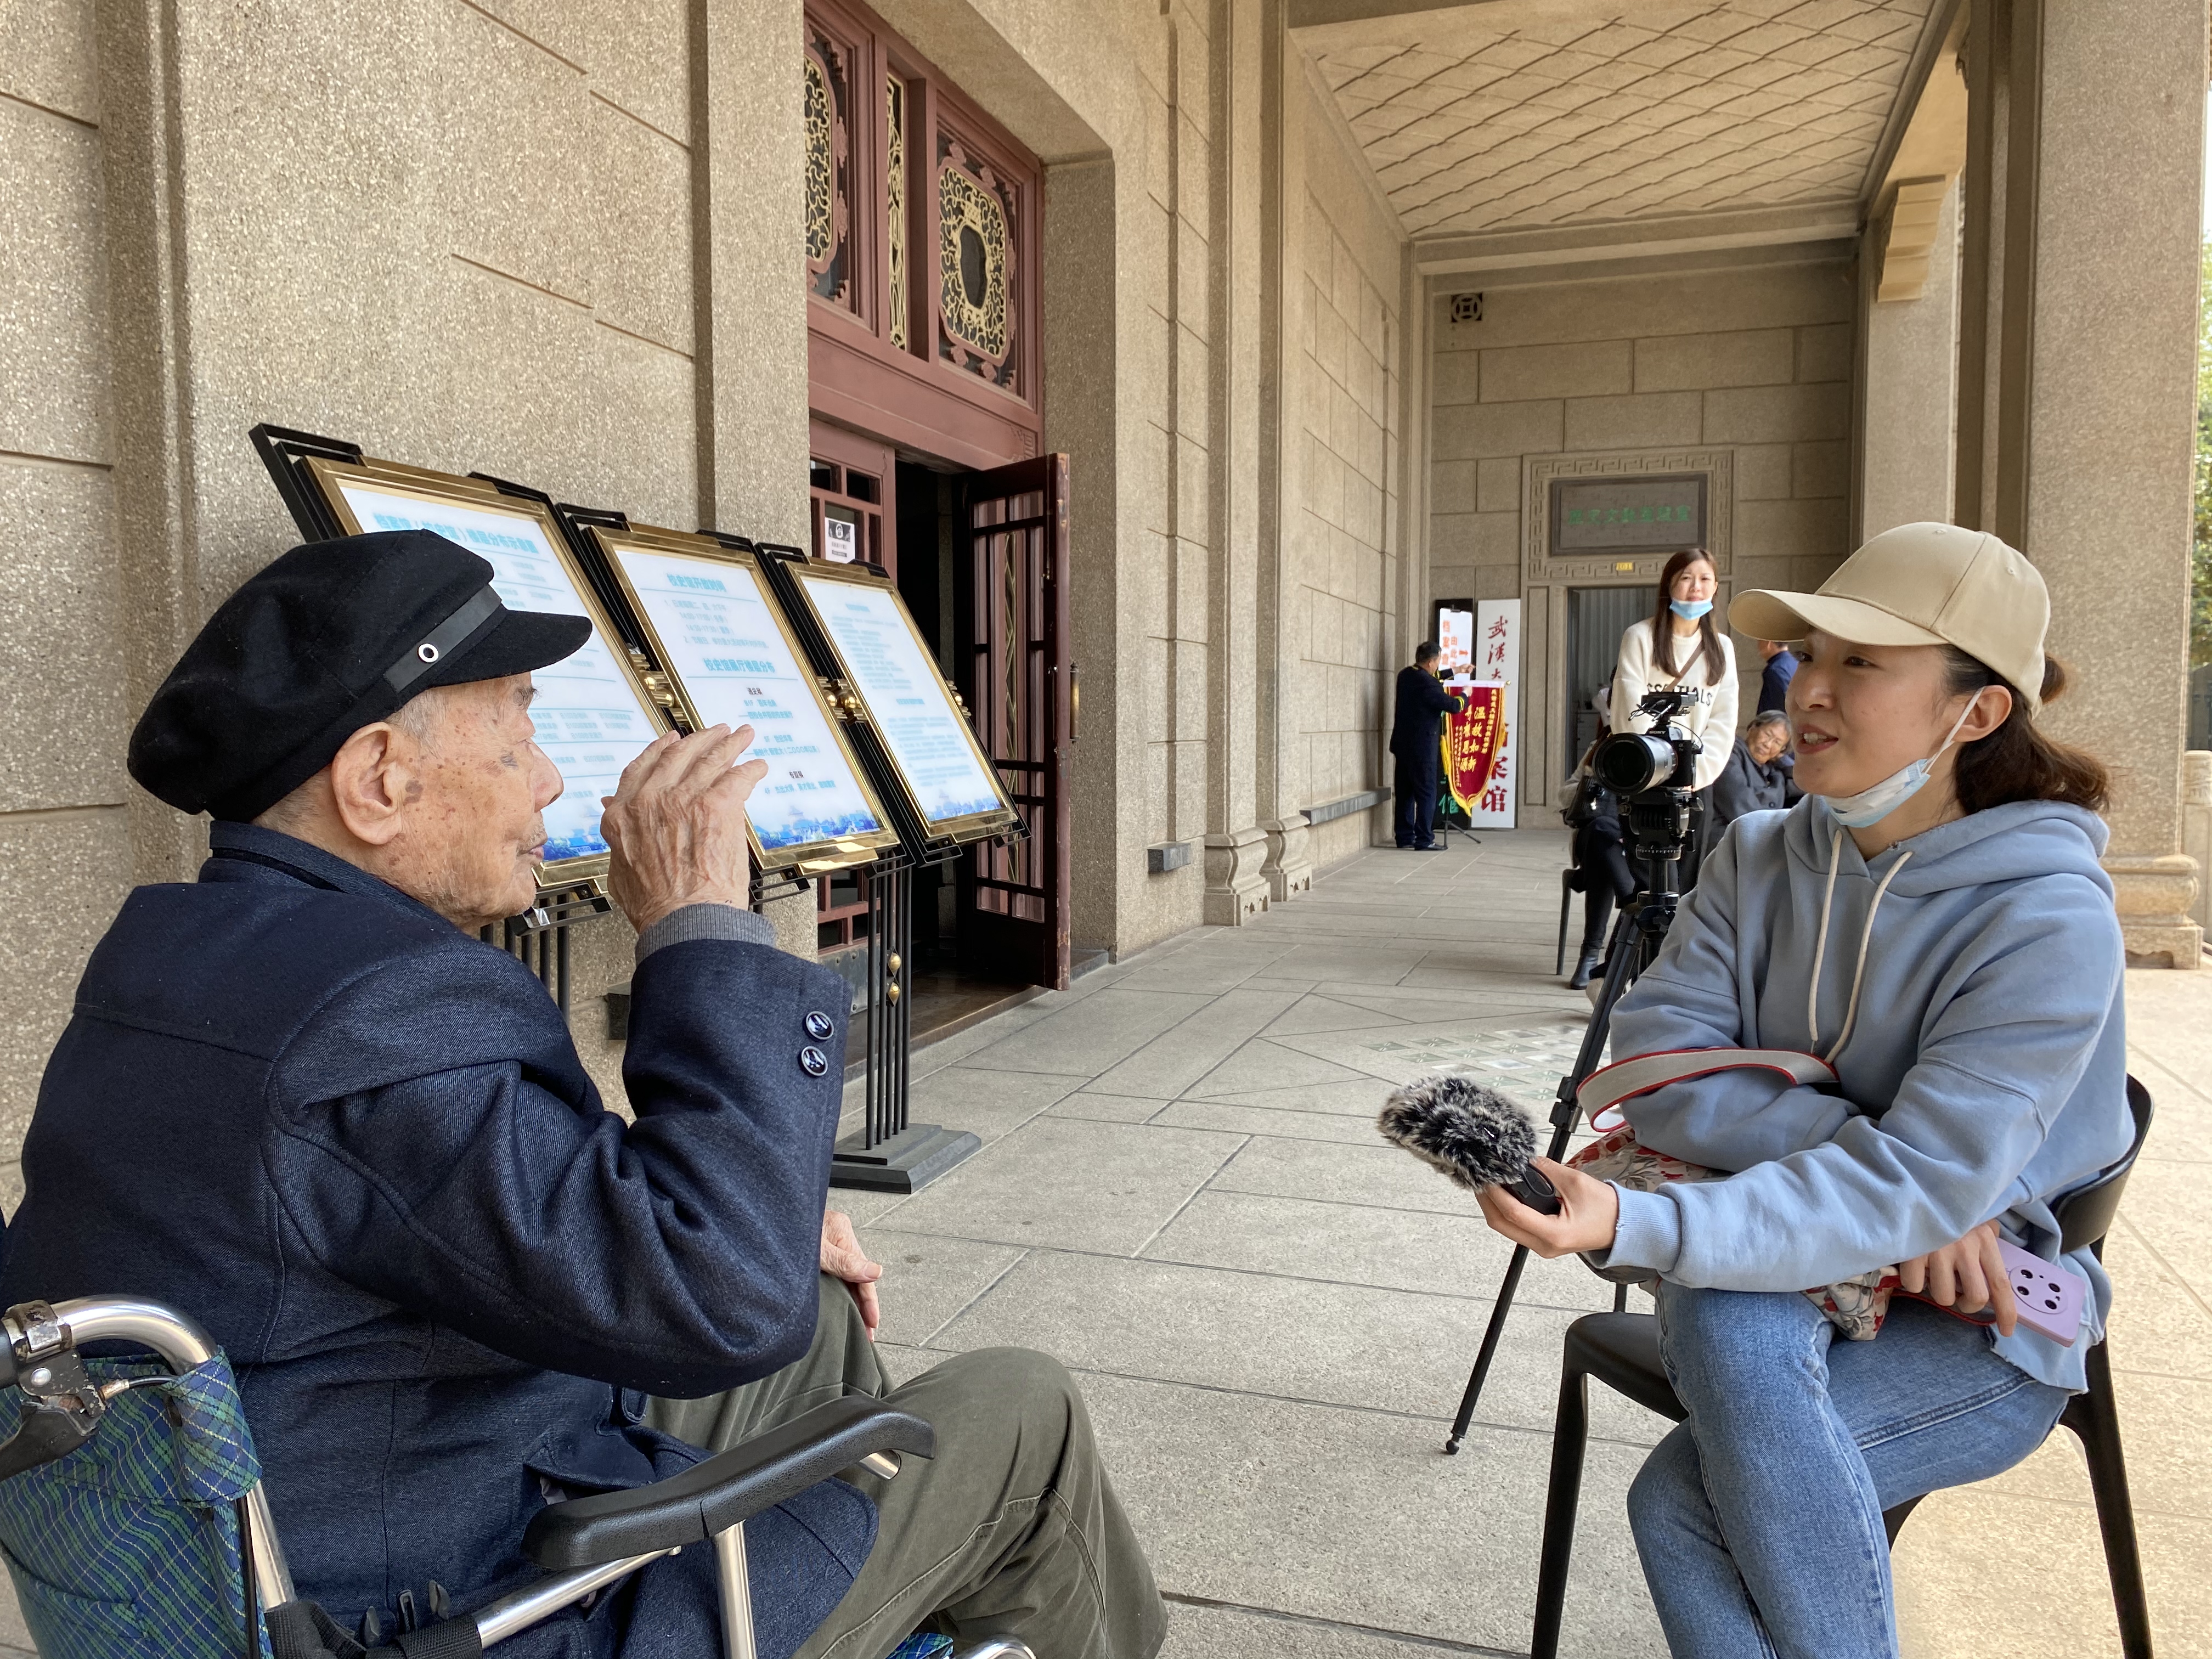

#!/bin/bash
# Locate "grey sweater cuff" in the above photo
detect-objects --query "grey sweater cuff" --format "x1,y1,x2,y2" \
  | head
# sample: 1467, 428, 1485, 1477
634, 902, 776, 964
1601, 1185, 1685, 1279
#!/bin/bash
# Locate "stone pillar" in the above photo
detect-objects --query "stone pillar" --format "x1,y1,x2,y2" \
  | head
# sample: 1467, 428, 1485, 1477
95, 0, 205, 888
1204, 825, 1270, 924
1248, 1, 1324, 909
1857, 179, 1959, 537
2185, 752, 2212, 942
1261, 812, 1313, 901
1955, 0, 2206, 966
1204, 0, 1275, 924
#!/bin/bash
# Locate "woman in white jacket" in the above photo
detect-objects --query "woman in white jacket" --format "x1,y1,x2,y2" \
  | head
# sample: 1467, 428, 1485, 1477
1610, 547, 1737, 887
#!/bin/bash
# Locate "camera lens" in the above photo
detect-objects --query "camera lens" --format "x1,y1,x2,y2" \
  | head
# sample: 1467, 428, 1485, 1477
1593, 730, 1676, 795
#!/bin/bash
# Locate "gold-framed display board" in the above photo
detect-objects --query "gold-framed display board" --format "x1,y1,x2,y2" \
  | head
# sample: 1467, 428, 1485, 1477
578, 522, 901, 876
297, 455, 673, 900
782, 560, 1019, 847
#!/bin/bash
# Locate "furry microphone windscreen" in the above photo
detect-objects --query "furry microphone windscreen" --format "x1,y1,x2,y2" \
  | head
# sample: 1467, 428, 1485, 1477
1377, 1074, 1540, 1195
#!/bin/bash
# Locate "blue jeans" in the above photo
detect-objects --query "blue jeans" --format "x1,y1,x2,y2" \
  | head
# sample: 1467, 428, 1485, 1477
1629, 1284, 2068, 1658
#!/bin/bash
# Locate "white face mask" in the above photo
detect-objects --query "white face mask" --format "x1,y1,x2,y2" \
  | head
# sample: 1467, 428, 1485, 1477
1822, 695, 1980, 829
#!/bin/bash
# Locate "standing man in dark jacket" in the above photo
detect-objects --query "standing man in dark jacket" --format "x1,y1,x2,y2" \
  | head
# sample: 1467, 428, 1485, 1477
1755, 637, 1798, 713
1389, 642, 1467, 850
0, 532, 1163, 1659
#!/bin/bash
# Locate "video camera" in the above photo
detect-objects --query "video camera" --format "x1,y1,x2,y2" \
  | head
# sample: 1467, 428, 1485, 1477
1589, 687, 1701, 859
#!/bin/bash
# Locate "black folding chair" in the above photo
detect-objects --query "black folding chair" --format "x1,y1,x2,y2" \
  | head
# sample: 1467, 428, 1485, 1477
1530, 1075, 2155, 1659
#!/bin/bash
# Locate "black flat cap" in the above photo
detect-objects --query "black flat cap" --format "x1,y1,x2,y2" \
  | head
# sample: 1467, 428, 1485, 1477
129, 530, 591, 820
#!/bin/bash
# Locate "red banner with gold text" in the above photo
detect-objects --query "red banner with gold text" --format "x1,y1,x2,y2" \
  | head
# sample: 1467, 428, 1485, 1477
1442, 682, 1508, 815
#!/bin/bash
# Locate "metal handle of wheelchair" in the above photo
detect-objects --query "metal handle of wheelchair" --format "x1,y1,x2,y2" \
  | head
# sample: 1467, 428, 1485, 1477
26, 1297, 297, 1609
471, 1548, 672, 1646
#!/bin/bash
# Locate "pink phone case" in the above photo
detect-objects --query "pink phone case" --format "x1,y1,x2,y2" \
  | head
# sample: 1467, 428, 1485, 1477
1997, 1239, 2085, 1347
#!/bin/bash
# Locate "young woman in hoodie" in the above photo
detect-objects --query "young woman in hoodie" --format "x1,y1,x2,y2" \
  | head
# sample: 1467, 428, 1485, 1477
1481, 523, 2132, 1658
1610, 548, 1739, 888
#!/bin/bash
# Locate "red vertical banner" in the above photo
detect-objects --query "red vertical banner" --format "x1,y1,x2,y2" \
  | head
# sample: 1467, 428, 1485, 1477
1442, 683, 1508, 815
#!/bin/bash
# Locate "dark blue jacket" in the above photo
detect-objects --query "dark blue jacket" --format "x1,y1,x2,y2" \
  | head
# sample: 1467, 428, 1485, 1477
0, 825, 869, 1659
1711, 736, 1792, 828
1758, 649, 1797, 714
1388, 665, 1465, 759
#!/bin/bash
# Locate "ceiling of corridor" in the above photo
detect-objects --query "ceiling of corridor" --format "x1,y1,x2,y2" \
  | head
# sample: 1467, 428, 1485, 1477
1300, 0, 1941, 242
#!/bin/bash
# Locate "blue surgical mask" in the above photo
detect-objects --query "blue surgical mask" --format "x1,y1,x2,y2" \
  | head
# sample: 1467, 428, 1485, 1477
1822, 698, 1980, 828
1669, 599, 1713, 620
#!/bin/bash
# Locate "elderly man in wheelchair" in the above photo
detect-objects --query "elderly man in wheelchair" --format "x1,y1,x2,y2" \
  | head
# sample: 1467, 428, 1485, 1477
0, 532, 1165, 1659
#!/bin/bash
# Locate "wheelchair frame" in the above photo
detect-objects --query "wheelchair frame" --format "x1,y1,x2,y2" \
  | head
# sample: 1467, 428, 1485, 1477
0, 1295, 1034, 1659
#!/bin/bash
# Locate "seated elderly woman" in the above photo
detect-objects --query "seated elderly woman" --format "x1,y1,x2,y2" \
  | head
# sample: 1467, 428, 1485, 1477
0, 532, 1164, 1659
1477, 523, 2131, 1658
1708, 708, 1793, 832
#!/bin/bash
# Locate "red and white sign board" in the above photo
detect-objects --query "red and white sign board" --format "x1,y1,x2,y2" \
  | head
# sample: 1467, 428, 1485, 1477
1443, 600, 1520, 828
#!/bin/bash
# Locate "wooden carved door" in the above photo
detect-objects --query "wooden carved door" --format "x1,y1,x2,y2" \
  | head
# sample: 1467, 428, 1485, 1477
960, 455, 1071, 989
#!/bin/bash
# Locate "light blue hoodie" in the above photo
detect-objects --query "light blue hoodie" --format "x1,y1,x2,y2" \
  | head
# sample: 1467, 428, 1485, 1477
1604, 795, 2134, 1391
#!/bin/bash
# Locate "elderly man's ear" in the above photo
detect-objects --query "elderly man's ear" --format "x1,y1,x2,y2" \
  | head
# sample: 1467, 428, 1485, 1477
325, 723, 425, 848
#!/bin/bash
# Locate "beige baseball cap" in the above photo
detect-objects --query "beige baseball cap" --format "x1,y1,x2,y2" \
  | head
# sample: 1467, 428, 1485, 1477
1728, 521, 2050, 712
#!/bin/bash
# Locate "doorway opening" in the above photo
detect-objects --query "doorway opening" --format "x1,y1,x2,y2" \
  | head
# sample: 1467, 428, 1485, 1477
806, 430, 1062, 1062
1564, 584, 1655, 774
890, 456, 1031, 1032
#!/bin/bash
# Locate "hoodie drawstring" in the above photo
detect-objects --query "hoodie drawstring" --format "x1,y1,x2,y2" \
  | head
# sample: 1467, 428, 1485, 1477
1806, 827, 1913, 1066
1806, 830, 1844, 1050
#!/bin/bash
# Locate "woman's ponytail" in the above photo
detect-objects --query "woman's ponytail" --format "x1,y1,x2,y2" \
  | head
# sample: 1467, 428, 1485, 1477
1944, 650, 2110, 815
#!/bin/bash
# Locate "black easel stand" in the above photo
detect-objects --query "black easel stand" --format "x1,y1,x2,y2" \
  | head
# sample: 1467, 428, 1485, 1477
829, 856, 980, 1193
1441, 814, 1684, 1454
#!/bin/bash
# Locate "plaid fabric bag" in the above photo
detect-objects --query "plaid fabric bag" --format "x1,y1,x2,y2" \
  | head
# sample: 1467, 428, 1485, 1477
1568, 1047, 1900, 1341
0, 1352, 270, 1659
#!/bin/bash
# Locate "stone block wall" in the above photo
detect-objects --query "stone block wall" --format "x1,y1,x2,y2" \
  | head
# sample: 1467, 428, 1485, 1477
1427, 254, 1858, 776
0, 0, 810, 1168
1129, 0, 1215, 924
0, 2, 135, 1208
1294, 193, 1400, 872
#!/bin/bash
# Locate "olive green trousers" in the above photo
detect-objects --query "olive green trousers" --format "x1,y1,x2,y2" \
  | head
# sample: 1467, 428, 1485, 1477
647, 1277, 1166, 1659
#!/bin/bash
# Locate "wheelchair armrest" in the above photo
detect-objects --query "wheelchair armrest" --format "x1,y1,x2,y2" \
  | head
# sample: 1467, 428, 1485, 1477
522, 1396, 934, 1570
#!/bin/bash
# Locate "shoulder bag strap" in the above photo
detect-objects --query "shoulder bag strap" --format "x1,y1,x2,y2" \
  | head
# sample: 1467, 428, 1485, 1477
1577, 1047, 1837, 1132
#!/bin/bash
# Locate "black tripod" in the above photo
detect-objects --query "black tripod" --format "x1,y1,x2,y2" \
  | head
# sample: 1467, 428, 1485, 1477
1441, 788, 1692, 1455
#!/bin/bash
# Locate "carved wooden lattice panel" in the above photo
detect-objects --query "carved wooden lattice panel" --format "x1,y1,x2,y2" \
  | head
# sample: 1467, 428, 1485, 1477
803, 19, 857, 313
936, 132, 1015, 387
802, 0, 1042, 470
886, 72, 908, 349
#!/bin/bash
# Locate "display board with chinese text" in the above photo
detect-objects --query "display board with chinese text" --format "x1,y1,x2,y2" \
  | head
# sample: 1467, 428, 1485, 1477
791, 565, 1018, 843
586, 526, 899, 874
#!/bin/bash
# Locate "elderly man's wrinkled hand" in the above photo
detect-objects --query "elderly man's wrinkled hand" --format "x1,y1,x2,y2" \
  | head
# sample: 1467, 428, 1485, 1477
821, 1209, 883, 1339
600, 726, 768, 934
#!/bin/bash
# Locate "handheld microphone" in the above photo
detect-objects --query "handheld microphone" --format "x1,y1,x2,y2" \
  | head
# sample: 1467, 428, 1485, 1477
1376, 1075, 1562, 1215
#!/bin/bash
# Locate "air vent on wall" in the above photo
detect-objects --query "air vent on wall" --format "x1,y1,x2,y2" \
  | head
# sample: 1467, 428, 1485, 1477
1449, 292, 1482, 324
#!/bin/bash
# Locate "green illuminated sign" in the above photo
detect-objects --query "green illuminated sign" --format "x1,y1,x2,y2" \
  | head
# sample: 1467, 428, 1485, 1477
1549, 474, 1706, 555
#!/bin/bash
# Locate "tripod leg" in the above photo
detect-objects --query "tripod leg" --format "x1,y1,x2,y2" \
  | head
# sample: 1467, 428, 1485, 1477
1444, 1243, 1531, 1454
1447, 901, 1648, 1452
